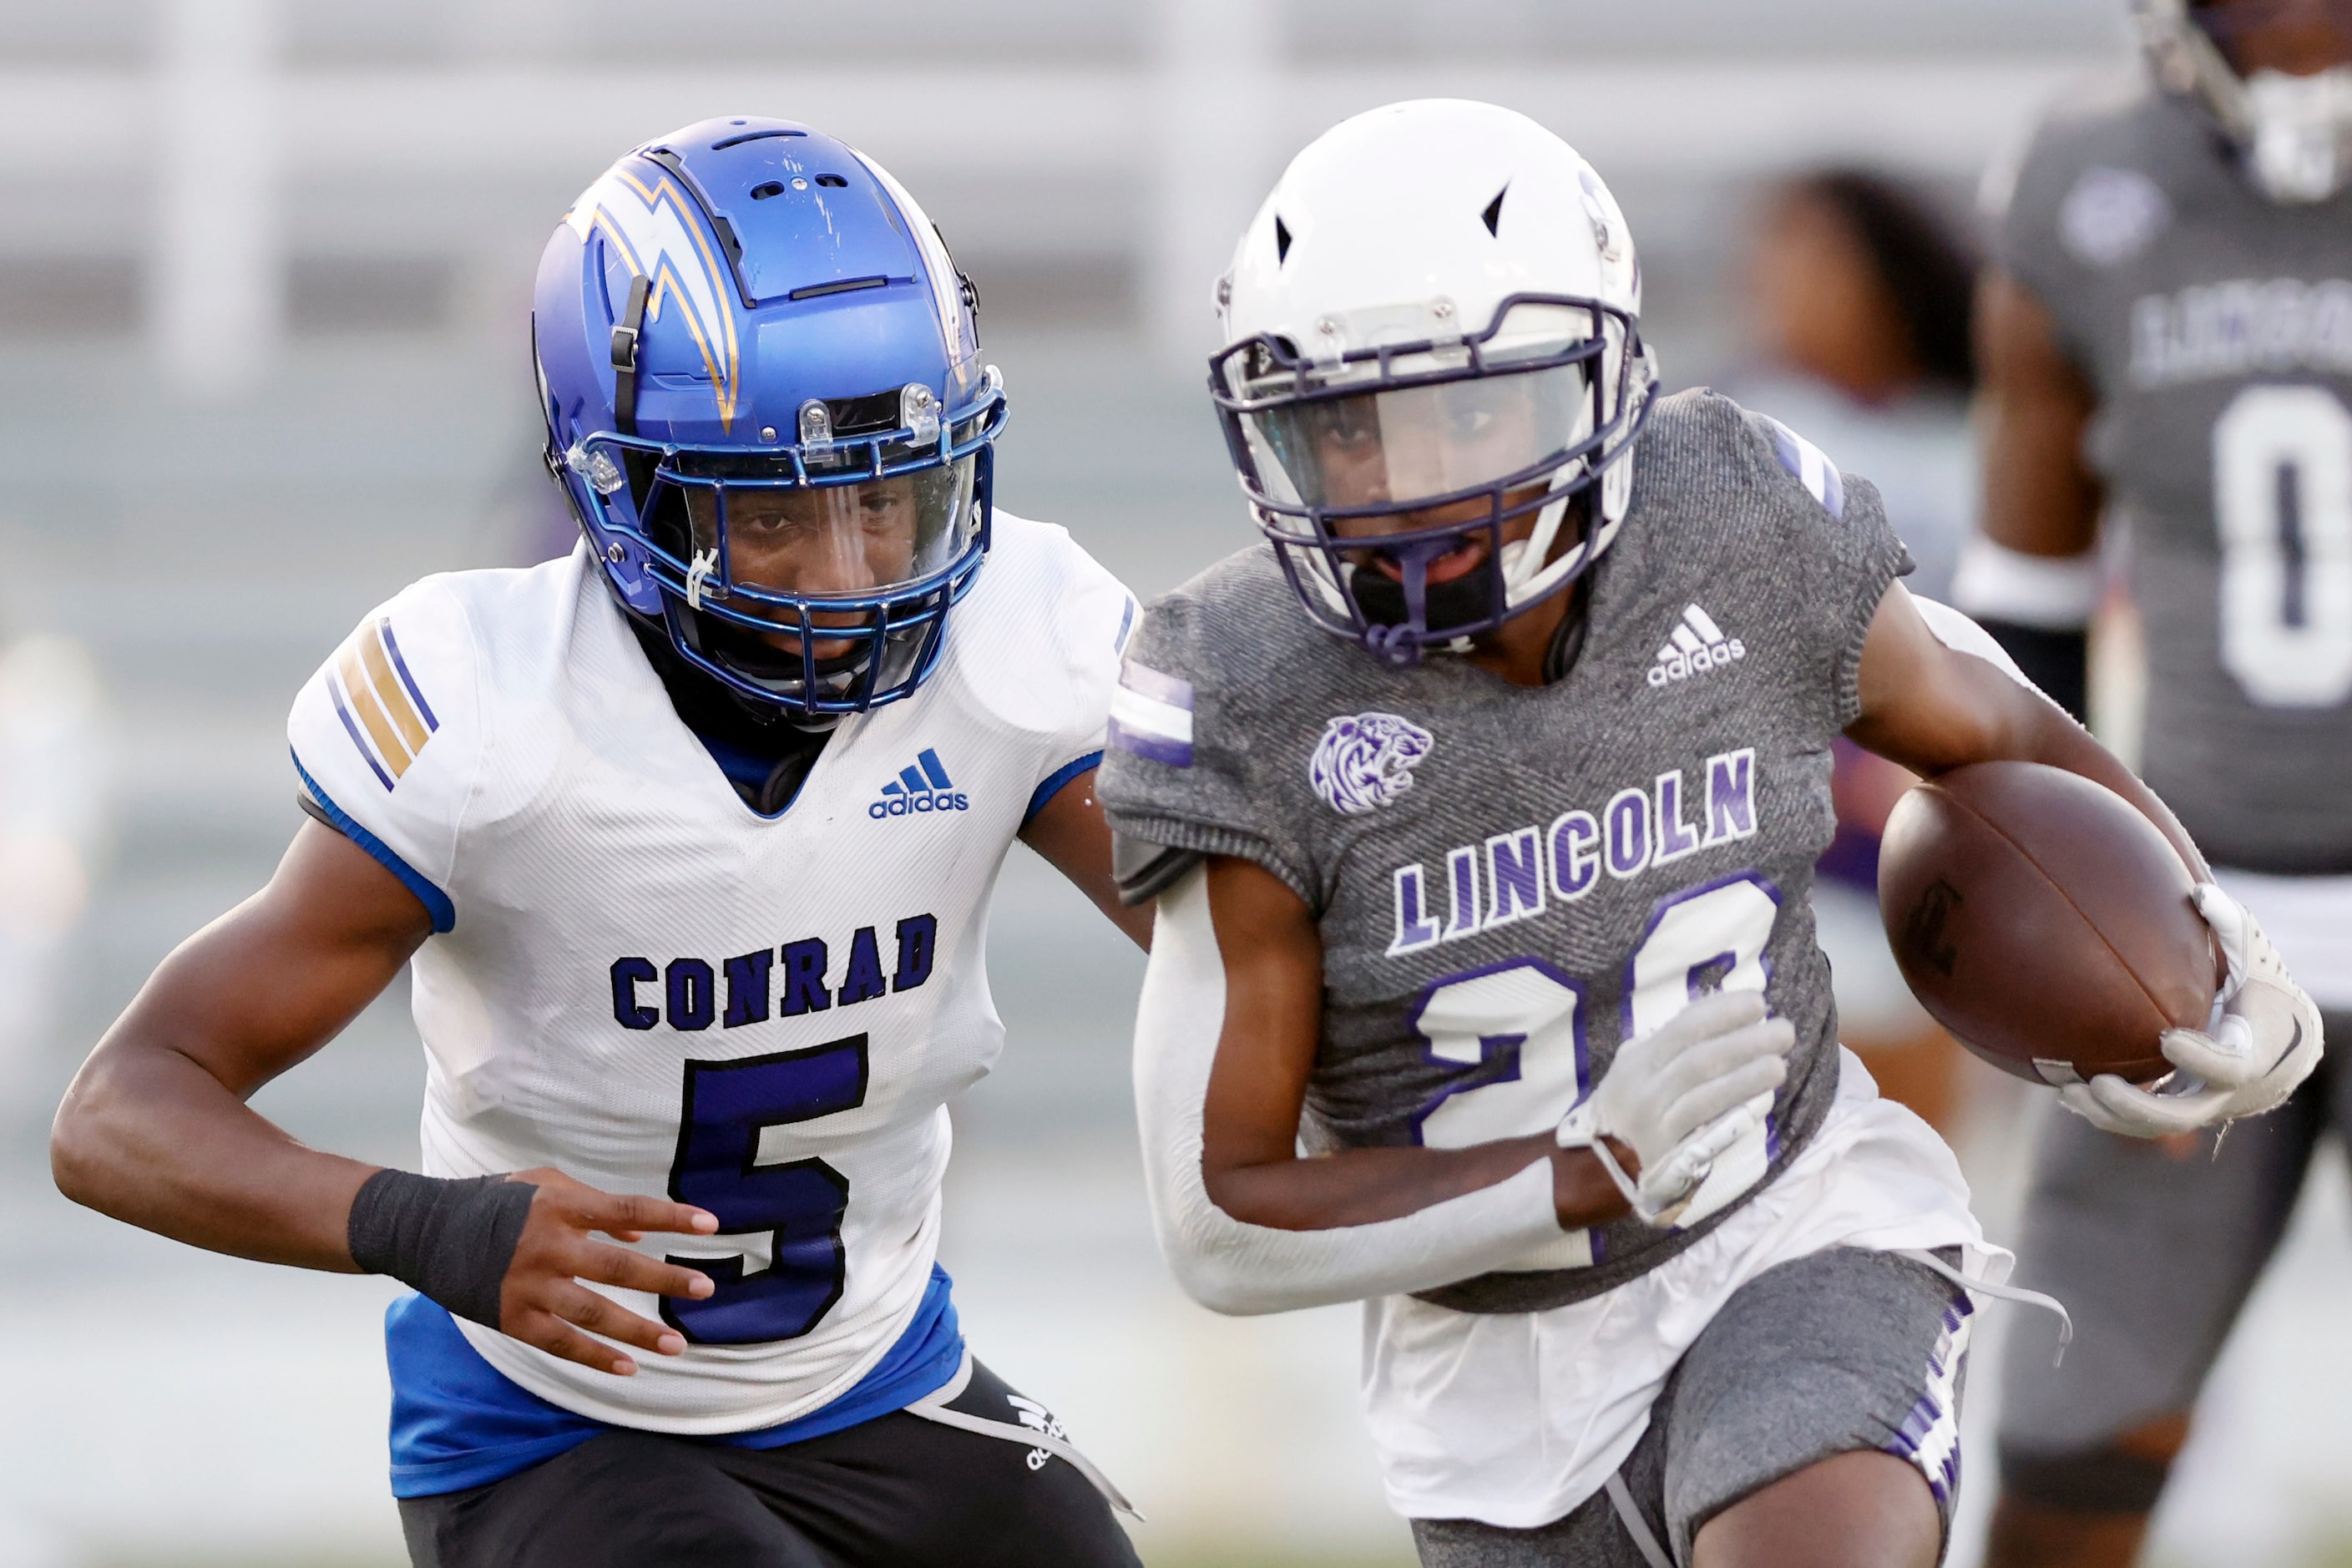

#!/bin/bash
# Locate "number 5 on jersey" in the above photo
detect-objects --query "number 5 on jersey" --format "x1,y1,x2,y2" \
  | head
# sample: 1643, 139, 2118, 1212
662, 1035, 869, 1345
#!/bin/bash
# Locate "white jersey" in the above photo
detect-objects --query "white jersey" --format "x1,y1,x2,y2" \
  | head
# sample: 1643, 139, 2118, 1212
287, 513, 1132, 1434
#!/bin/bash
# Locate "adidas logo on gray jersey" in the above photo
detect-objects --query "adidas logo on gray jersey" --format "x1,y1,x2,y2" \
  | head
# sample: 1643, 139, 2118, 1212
1646, 604, 1746, 688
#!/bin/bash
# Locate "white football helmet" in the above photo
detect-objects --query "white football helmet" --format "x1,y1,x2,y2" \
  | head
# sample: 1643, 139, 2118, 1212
2135, 0, 2352, 202
1210, 99, 1657, 665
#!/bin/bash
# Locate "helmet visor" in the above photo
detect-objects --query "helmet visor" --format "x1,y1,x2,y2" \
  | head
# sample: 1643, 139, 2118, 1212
1237, 362, 1590, 524
678, 453, 979, 606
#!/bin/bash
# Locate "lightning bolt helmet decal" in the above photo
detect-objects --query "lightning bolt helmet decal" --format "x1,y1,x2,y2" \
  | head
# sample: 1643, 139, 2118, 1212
564, 166, 746, 430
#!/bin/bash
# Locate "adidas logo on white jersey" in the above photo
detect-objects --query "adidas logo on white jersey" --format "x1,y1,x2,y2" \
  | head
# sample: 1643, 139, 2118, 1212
869, 747, 971, 819
1646, 604, 1746, 688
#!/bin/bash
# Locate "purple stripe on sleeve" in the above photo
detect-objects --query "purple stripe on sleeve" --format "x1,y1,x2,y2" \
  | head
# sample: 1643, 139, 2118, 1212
379, 620, 439, 733
328, 678, 397, 792
1108, 717, 1192, 768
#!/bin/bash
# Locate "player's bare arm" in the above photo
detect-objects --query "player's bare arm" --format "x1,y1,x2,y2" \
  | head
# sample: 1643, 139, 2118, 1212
51, 819, 721, 1377
1196, 852, 1635, 1233
1847, 580, 2205, 878
1019, 766, 1154, 949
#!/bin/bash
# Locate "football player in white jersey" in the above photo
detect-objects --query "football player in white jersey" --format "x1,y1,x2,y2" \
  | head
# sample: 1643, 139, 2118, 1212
51, 118, 1149, 1568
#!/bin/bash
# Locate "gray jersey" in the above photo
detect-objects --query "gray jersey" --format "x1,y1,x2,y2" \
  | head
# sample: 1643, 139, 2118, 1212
1101, 391, 1909, 1313
1999, 75, 2352, 873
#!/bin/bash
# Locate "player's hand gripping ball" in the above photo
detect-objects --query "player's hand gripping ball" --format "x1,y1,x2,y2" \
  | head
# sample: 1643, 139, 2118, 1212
2059, 882, 2324, 1136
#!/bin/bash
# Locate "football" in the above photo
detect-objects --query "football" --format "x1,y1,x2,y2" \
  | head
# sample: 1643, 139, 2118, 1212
1877, 761, 2219, 1085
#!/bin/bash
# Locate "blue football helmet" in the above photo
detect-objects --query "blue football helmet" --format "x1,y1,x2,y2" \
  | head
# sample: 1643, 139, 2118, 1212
534, 116, 1006, 718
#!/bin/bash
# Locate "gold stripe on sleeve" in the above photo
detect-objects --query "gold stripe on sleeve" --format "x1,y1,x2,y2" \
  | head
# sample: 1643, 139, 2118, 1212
360, 625, 431, 754
337, 643, 414, 778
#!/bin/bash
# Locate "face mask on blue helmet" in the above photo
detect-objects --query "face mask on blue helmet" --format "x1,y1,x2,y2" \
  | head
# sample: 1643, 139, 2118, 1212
533, 117, 1007, 720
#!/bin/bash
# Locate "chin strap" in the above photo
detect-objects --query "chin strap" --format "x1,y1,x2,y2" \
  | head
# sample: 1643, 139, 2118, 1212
1363, 622, 1424, 668
1502, 475, 1587, 609
1542, 576, 1595, 684
1357, 537, 1469, 668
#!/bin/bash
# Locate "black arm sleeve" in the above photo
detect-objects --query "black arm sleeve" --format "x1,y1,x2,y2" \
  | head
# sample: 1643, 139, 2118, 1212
347, 1169, 537, 1329
1976, 618, 2090, 726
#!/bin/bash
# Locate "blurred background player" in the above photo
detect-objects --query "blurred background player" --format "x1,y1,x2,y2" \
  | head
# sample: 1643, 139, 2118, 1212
1962, 1, 2352, 1563
1733, 168, 1980, 605
48, 119, 1151, 1568
1728, 169, 1984, 1131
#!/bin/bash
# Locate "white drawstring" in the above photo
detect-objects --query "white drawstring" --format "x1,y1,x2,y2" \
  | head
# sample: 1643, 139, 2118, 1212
904, 1352, 1142, 1521
1605, 1469, 1677, 1568
1894, 1247, 2074, 1367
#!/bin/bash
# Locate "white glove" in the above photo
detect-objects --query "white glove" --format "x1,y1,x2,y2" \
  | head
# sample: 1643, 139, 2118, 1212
2060, 882, 2324, 1138
1556, 989, 1794, 1227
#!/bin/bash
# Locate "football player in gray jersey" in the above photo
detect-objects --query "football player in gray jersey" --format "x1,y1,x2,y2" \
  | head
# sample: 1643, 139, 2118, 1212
1100, 100, 2322, 1568
1960, 3, 2352, 1564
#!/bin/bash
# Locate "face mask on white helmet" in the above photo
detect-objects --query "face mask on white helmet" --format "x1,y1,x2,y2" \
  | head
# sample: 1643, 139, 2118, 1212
1209, 99, 1659, 667
2137, 0, 2352, 202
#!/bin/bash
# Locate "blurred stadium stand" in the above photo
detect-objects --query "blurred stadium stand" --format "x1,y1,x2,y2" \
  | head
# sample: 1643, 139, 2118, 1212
0, 0, 2123, 386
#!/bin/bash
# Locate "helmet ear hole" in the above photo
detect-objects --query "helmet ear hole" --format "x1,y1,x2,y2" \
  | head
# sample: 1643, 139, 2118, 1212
641, 476, 691, 562
1274, 215, 1293, 264
1481, 187, 1506, 236
620, 449, 662, 515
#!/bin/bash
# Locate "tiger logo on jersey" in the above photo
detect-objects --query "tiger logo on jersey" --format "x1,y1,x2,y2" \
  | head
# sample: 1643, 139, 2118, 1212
1310, 712, 1434, 817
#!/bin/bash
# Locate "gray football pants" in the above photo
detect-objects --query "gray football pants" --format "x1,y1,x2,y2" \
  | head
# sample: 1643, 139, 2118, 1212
1412, 1247, 1970, 1567
1995, 1010, 2352, 1510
